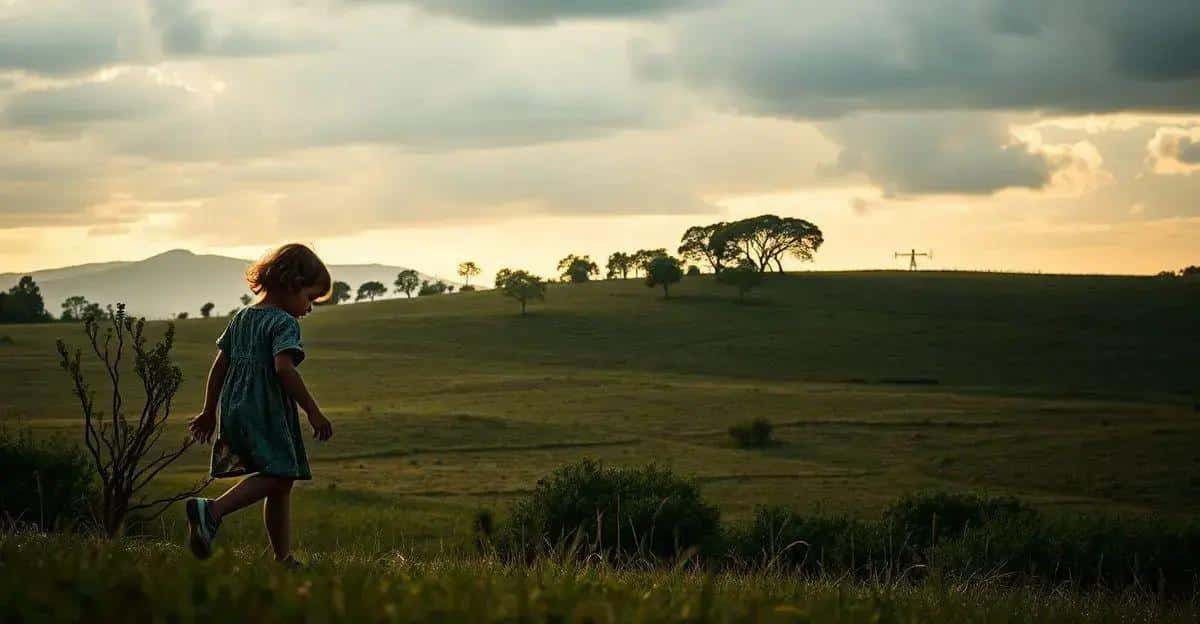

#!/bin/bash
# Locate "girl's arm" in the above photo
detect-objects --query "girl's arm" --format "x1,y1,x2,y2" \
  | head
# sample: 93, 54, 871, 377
274, 352, 333, 441
188, 350, 230, 443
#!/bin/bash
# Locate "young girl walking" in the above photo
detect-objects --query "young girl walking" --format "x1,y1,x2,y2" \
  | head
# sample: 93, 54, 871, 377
186, 243, 335, 567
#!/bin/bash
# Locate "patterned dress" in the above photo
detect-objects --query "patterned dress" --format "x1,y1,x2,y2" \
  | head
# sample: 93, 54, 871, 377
210, 306, 311, 480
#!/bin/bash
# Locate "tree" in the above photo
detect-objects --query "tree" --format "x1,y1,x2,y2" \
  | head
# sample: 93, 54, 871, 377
1182, 265, 1200, 278
394, 270, 420, 298
716, 260, 764, 302
457, 261, 482, 287
61, 296, 90, 321
55, 304, 209, 537
176, 312, 188, 320
495, 268, 546, 315
82, 302, 106, 321
557, 254, 599, 283
0, 276, 51, 323
200, 302, 215, 318
239, 294, 253, 307
322, 281, 351, 305
678, 223, 739, 274
632, 248, 668, 277
606, 252, 633, 279
644, 255, 684, 299
686, 265, 702, 277
418, 280, 449, 296
709, 215, 823, 274
357, 281, 387, 302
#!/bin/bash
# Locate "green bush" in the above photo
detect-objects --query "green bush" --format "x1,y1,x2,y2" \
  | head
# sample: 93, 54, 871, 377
728, 418, 773, 448
884, 489, 1034, 548
500, 459, 721, 560
0, 427, 94, 531
727, 505, 895, 576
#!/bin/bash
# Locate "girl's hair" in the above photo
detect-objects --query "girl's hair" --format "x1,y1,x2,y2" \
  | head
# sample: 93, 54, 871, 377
245, 243, 332, 301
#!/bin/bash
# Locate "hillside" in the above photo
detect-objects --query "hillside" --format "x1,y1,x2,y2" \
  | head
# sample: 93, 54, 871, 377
0, 249, 452, 319
3, 270, 1197, 528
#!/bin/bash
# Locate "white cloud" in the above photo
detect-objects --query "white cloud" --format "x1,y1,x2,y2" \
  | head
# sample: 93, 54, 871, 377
1147, 126, 1200, 175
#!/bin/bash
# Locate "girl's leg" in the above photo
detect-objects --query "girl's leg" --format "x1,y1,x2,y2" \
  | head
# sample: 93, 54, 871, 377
263, 480, 294, 560
209, 474, 292, 522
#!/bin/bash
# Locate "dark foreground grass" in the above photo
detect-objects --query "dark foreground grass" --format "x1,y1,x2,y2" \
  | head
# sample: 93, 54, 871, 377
1, 532, 1195, 624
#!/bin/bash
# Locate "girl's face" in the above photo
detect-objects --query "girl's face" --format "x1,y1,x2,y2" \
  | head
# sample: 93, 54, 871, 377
278, 284, 327, 318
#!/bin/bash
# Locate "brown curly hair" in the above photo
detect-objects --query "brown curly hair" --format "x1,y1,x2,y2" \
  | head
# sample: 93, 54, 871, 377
245, 243, 332, 301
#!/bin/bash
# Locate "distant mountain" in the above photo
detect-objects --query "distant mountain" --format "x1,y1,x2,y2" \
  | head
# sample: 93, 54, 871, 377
0, 249, 454, 319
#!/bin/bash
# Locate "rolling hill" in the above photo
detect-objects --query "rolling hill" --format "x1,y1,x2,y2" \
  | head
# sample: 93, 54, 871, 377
0, 249, 453, 319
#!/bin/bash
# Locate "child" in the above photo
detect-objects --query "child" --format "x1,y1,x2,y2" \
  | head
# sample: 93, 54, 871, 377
186, 243, 335, 567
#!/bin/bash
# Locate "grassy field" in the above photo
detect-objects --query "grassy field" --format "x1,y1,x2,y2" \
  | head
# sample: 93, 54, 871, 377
1, 271, 1198, 562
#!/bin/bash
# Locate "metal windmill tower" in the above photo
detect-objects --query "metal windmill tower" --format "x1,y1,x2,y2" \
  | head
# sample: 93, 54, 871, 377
895, 248, 932, 271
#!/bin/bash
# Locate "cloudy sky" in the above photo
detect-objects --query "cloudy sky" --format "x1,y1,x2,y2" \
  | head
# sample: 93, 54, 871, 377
2, 0, 1199, 278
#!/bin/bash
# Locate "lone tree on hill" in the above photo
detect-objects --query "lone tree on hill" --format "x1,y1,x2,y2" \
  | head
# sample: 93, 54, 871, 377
55, 304, 209, 537
606, 252, 633, 279
717, 260, 763, 302
645, 255, 684, 299
61, 295, 90, 321
557, 254, 599, 283
357, 281, 387, 302
495, 268, 546, 315
709, 215, 823, 274
327, 281, 351, 304
632, 248, 668, 277
394, 270, 420, 298
200, 302, 215, 318
457, 261, 482, 287
679, 222, 739, 274
239, 294, 253, 306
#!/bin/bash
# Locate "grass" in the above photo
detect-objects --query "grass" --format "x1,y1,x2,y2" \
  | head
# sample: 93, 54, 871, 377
2, 532, 1195, 623
0, 271, 1197, 618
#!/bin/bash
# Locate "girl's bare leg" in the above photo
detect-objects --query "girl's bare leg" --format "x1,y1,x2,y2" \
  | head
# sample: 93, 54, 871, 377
209, 474, 292, 522
263, 481, 294, 560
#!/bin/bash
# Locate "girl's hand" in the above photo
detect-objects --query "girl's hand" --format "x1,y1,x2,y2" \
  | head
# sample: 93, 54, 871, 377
188, 411, 216, 444
308, 411, 333, 441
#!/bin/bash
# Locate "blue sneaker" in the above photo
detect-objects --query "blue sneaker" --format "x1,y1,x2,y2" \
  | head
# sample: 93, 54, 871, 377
186, 498, 220, 559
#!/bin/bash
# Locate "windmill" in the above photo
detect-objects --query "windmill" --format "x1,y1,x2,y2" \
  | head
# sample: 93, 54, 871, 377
895, 249, 932, 271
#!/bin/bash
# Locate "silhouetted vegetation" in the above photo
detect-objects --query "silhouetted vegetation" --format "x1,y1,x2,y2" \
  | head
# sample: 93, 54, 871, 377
55, 304, 208, 537
458, 284, 476, 292
357, 281, 387, 302
0, 276, 51, 324
239, 293, 253, 306
728, 417, 773, 447
394, 270, 420, 298
632, 248, 668, 277
494, 269, 546, 315
644, 255, 683, 298
716, 260, 764, 302
0, 426, 94, 532
605, 251, 633, 279
200, 302, 214, 318
679, 222, 739, 274
686, 265, 701, 277
499, 460, 721, 560
175, 312, 188, 320
457, 261, 481, 288
418, 280, 449, 296
709, 215, 823, 273
557, 254, 599, 283
325, 281, 351, 305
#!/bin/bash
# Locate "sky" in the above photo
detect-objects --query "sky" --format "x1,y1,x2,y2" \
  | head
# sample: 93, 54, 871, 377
2, 0, 1199, 279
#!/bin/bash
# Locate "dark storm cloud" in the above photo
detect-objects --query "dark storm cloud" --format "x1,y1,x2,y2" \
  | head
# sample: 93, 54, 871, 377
149, 0, 324, 57
1180, 139, 1200, 164
346, 0, 711, 24
3, 73, 192, 128
0, 8, 145, 76
821, 113, 1054, 196
649, 0, 1200, 117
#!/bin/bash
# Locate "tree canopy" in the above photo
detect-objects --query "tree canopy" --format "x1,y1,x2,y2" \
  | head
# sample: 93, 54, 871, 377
716, 259, 764, 302
644, 255, 684, 299
495, 268, 546, 315
457, 261, 482, 287
200, 302, 215, 318
418, 280, 449, 296
394, 270, 420, 298
356, 281, 387, 302
0, 276, 50, 323
632, 249, 668, 277
678, 223, 739, 274
606, 252, 633, 279
61, 296, 90, 321
557, 255, 599, 283
708, 215, 823, 274
328, 281, 351, 304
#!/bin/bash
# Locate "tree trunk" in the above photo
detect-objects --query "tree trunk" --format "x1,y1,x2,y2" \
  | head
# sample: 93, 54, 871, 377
662, 284, 670, 299
774, 257, 784, 273
521, 300, 527, 315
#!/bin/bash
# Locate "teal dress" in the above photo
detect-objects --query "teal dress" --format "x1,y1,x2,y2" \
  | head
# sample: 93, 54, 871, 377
210, 306, 312, 480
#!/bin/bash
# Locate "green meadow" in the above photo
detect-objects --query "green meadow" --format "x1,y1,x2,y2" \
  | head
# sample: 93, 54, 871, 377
1, 271, 1198, 621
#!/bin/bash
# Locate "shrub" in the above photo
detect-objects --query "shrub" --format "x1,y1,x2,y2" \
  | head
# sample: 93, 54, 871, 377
459, 284, 476, 292
500, 459, 721, 561
0, 426, 94, 531
726, 505, 894, 576
883, 489, 1034, 548
728, 418, 773, 448
686, 265, 701, 277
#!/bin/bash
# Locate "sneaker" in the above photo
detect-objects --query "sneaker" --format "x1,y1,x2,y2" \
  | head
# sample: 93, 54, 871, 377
186, 498, 220, 559
276, 555, 305, 570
